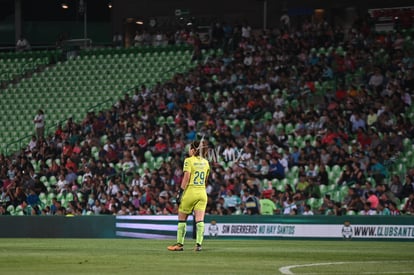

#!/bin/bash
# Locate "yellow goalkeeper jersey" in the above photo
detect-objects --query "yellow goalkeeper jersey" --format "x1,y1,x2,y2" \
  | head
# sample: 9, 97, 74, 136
183, 155, 210, 189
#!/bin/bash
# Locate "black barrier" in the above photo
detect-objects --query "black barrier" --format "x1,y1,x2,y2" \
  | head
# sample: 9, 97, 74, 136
0, 216, 116, 238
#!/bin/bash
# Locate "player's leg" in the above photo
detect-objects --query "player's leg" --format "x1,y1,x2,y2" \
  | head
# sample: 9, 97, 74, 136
194, 209, 206, 251
167, 211, 188, 251
176, 211, 188, 246
168, 194, 193, 251
193, 191, 207, 251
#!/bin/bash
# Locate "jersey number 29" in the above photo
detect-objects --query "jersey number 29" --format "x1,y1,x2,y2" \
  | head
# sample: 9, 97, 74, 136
193, 171, 205, 185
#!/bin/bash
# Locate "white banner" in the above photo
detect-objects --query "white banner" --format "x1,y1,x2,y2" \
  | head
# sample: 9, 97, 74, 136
205, 223, 414, 240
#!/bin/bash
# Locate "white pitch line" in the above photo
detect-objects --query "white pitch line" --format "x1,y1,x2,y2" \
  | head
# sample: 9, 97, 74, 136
357, 272, 414, 274
281, 272, 414, 275
279, 261, 414, 275
279, 262, 347, 275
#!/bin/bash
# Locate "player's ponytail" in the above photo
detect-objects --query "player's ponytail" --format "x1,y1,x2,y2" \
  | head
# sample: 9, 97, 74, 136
191, 139, 208, 158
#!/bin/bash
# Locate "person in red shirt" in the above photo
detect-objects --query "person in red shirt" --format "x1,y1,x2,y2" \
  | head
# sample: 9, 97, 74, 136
137, 135, 148, 150
62, 141, 73, 159
92, 117, 105, 136
154, 136, 168, 157
65, 158, 78, 173
344, 53, 355, 72
105, 146, 119, 164
247, 98, 257, 110
335, 84, 348, 101
321, 128, 339, 145
333, 53, 346, 76
72, 141, 82, 155
366, 190, 379, 210
204, 115, 215, 130
356, 128, 372, 150
54, 124, 63, 140
389, 201, 401, 216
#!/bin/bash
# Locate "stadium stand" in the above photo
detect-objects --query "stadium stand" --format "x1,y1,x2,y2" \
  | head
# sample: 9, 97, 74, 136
0, 45, 194, 154
0, 21, 414, 217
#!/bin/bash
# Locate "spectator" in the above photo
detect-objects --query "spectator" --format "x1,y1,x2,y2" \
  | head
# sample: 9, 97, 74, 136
401, 175, 414, 198
402, 193, 414, 214
337, 164, 352, 186
368, 157, 388, 185
376, 201, 390, 215
26, 188, 40, 207
302, 204, 314, 215
368, 67, 384, 92
241, 22, 251, 39
16, 36, 30, 51
389, 201, 401, 215
153, 136, 169, 157
315, 164, 329, 186
349, 162, 365, 186
366, 190, 379, 210
296, 174, 310, 196
268, 156, 285, 180
389, 174, 403, 199
133, 31, 144, 47
222, 189, 241, 214
27, 135, 37, 154
243, 188, 260, 215
318, 194, 334, 215
112, 32, 123, 48
282, 196, 297, 215
359, 202, 376, 215
280, 10, 290, 32
347, 194, 364, 214
350, 113, 366, 133
259, 190, 276, 215
33, 109, 45, 139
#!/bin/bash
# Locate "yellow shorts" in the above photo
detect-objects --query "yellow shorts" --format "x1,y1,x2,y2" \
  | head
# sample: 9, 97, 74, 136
179, 188, 207, 214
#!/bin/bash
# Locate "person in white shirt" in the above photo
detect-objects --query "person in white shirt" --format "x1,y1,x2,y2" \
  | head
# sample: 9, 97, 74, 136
133, 31, 144, 47
27, 135, 37, 153
368, 68, 384, 90
16, 36, 30, 51
81, 166, 93, 184
243, 52, 253, 66
273, 106, 285, 123
359, 202, 377, 215
130, 172, 144, 188
106, 179, 120, 196
153, 31, 164, 46
241, 23, 251, 39
302, 204, 314, 215
283, 196, 297, 215
280, 12, 290, 31
56, 174, 68, 193
33, 109, 45, 138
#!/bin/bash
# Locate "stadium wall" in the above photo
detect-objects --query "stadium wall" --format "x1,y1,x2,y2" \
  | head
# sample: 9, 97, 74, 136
0, 215, 413, 240
23, 21, 111, 45
0, 216, 116, 238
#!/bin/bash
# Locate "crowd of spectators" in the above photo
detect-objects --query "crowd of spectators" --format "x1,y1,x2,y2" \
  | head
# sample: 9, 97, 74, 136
1, 15, 414, 217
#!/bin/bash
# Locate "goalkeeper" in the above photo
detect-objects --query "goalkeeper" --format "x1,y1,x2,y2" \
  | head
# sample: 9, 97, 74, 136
168, 140, 210, 252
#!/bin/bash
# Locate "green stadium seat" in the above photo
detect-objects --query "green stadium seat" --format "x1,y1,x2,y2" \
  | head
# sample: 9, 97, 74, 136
319, 184, 329, 195
45, 192, 55, 206
346, 210, 356, 215
39, 192, 47, 207
65, 192, 74, 202
6, 205, 15, 215
307, 197, 323, 210
14, 205, 24, 216
284, 123, 294, 135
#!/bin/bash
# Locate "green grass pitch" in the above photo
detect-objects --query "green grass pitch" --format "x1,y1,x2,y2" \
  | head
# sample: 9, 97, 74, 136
0, 238, 413, 275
